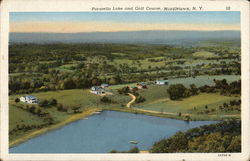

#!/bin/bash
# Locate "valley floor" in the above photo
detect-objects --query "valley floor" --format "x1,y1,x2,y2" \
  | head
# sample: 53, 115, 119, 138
9, 75, 241, 148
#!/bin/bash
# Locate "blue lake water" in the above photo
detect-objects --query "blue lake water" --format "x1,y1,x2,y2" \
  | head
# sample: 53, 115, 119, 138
10, 111, 217, 153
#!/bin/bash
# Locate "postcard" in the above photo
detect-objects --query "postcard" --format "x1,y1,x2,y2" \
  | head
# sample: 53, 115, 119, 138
0, 0, 249, 161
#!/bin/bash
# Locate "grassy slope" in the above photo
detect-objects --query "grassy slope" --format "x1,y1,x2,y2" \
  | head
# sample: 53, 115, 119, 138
9, 105, 45, 130
192, 51, 217, 58
136, 93, 239, 113
9, 89, 130, 130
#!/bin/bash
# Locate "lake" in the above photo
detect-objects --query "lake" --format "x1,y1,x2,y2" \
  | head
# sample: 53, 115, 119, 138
10, 110, 217, 153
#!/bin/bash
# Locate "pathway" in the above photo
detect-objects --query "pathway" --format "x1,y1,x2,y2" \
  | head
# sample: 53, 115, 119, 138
126, 93, 136, 108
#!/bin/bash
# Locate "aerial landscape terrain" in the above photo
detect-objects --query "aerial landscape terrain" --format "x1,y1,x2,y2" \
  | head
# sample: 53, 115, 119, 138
9, 12, 241, 153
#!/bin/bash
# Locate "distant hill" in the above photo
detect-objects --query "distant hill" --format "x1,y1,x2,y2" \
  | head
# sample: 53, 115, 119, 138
9, 30, 240, 45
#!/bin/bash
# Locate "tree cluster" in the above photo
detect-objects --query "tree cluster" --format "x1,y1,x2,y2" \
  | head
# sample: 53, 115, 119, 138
167, 84, 198, 100
199, 79, 241, 95
150, 120, 241, 153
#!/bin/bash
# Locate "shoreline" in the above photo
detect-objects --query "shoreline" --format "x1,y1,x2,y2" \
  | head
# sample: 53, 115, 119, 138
9, 108, 101, 148
104, 107, 240, 121
9, 106, 240, 148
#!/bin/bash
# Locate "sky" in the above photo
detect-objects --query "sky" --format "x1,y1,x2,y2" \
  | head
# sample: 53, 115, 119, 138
10, 12, 240, 33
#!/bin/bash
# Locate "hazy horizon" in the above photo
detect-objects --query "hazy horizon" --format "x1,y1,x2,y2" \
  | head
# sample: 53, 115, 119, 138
10, 12, 240, 33
10, 30, 240, 45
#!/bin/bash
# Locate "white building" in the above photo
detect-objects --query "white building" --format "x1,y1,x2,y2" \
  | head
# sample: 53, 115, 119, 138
20, 95, 39, 104
155, 80, 168, 85
101, 83, 109, 88
90, 86, 105, 95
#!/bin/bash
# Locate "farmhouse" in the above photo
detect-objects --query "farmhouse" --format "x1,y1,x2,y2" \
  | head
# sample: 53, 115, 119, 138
90, 86, 105, 95
155, 80, 168, 85
101, 83, 109, 88
20, 95, 39, 104
137, 82, 147, 89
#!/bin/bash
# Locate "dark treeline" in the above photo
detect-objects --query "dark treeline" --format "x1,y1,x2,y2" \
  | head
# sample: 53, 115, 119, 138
199, 79, 241, 95
167, 79, 241, 100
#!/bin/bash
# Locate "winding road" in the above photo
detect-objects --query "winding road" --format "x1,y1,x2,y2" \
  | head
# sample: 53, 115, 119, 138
126, 93, 136, 108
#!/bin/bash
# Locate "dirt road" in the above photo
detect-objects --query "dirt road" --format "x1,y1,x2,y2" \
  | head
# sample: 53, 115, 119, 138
127, 93, 136, 108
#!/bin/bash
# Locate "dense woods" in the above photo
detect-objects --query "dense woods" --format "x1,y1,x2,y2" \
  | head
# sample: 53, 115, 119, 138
9, 43, 240, 95
150, 119, 241, 153
167, 79, 240, 100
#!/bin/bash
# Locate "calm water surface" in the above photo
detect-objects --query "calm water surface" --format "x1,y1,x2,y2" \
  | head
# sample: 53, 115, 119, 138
10, 111, 217, 153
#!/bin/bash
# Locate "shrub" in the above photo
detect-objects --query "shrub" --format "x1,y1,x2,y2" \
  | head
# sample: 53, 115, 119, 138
117, 86, 130, 95
29, 105, 36, 114
128, 146, 139, 153
110, 150, 118, 153
135, 95, 145, 103
48, 98, 57, 106
57, 103, 63, 111
100, 96, 112, 103
39, 99, 49, 107
15, 98, 20, 103
167, 84, 187, 100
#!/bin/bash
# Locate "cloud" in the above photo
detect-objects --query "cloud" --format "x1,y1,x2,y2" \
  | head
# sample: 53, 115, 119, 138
10, 21, 240, 33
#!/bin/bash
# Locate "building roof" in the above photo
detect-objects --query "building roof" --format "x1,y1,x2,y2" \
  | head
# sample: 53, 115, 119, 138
25, 95, 37, 99
91, 86, 104, 91
138, 82, 146, 86
156, 80, 168, 82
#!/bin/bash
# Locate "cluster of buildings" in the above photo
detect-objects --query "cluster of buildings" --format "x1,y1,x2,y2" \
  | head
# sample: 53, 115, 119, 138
20, 95, 39, 104
90, 80, 169, 95
90, 83, 109, 95
129, 80, 168, 91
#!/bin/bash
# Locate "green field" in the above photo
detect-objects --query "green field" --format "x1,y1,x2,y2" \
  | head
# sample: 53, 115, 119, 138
9, 89, 130, 142
168, 75, 240, 87
135, 93, 239, 114
192, 51, 217, 58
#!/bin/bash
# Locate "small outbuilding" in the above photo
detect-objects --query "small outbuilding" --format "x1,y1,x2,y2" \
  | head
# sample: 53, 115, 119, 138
155, 80, 168, 85
101, 83, 109, 88
137, 82, 147, 89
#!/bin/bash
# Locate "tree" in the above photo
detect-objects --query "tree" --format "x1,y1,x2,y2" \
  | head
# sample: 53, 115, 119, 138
135, 95, 145, 103
100, 96, 111, 103
128, 146, 140, 153
48, 98, 57, 106
15, 98, 20, 103
29, 105, 36, 114
167, 84, 187, 100
61, 78, 76, 89
190, 84, 198, 95
117, 86, 130, 95
39, 99, 49, 107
